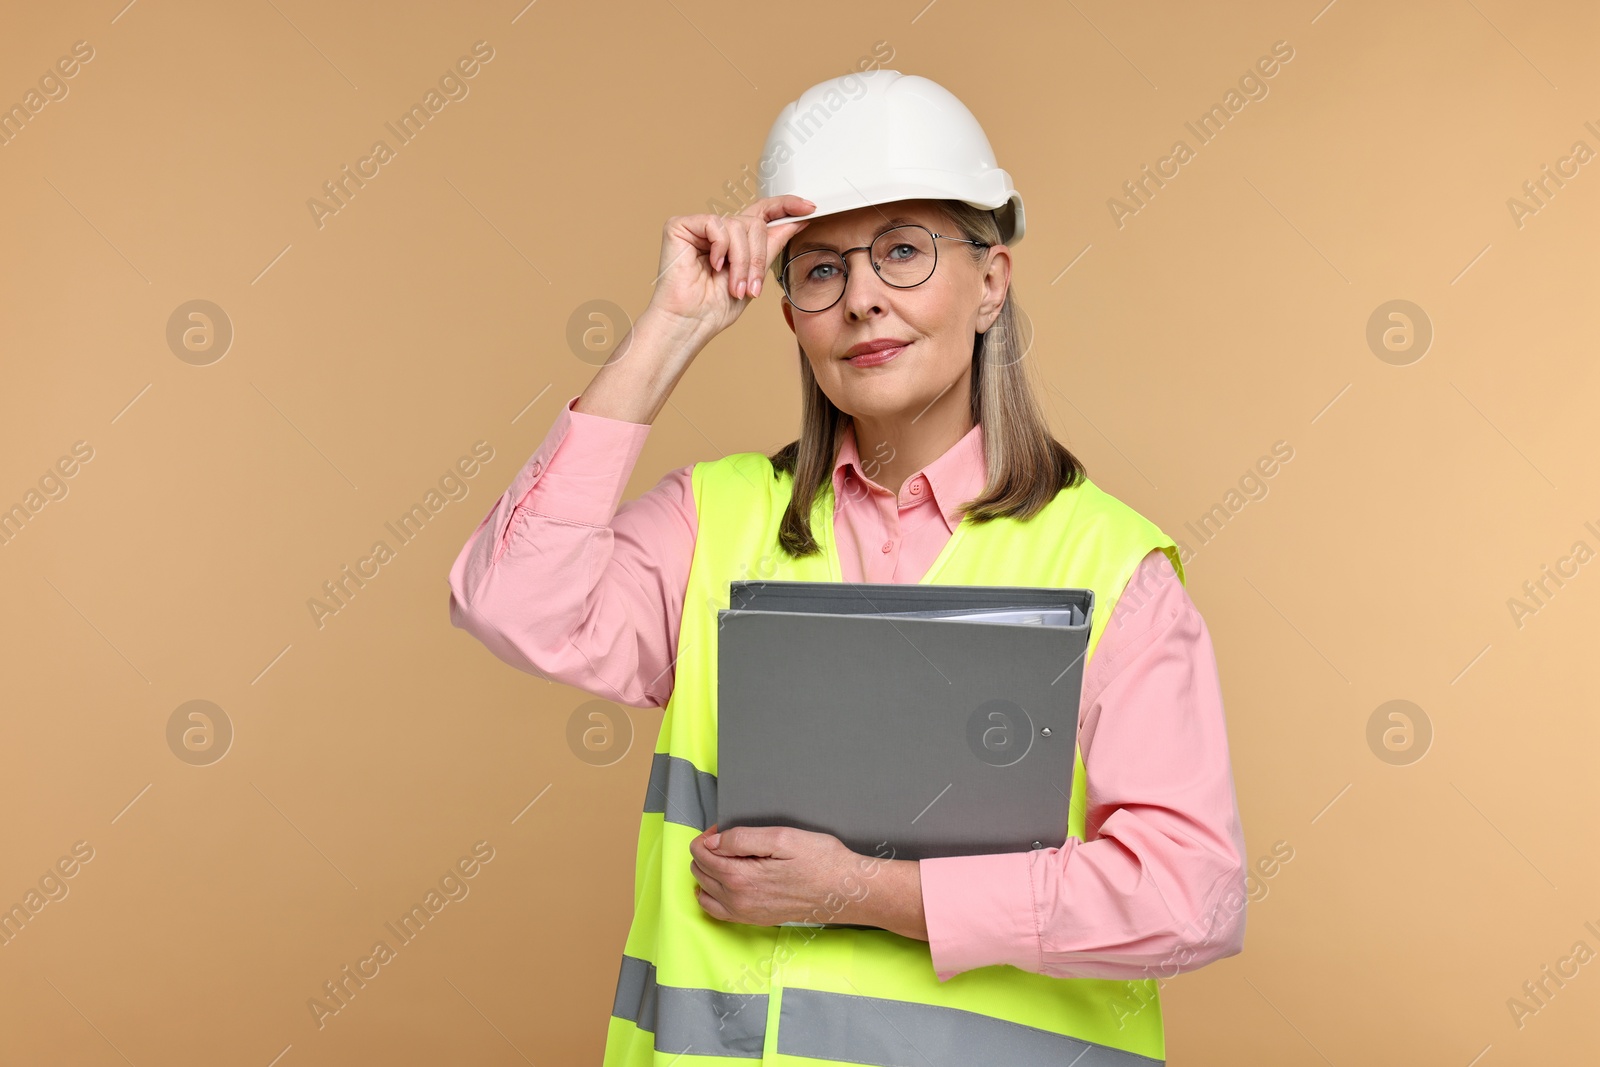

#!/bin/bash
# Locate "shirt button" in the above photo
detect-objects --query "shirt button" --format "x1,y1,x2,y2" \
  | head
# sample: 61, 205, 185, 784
910, 482, 922, 496
881, 540, 893, 553
531, 461, 543, 476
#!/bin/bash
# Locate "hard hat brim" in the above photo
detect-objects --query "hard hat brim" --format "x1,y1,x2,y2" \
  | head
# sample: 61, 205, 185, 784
762, 192, 1024, 246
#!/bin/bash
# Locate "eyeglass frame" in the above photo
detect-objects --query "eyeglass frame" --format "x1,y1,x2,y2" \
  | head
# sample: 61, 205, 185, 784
779, 223, 991, 313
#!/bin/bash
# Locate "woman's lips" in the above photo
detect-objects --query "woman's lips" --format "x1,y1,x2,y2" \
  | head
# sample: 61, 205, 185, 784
846, 342, 908, 367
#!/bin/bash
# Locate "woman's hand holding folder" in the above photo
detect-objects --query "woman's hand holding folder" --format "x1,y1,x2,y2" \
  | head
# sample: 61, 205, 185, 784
688, 823, 927, 939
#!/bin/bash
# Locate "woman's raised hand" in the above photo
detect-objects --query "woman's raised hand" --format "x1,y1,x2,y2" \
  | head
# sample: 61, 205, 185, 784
573, 195, 816, 426
645, 195, 815, 341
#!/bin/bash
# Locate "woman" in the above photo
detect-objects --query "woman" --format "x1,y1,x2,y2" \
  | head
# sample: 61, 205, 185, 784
449, 71, 1246, 1066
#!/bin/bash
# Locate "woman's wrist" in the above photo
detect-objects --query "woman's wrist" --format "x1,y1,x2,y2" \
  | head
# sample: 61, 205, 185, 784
576, 307, 715, 424
635, 302, 718, 353
839, 857, 928, 941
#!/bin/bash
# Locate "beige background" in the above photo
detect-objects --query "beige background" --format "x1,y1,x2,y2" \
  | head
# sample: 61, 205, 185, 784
1, 0, 1596, 1063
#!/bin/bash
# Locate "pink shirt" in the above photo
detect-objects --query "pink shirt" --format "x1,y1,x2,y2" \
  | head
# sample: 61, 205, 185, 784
448, 393, 1247, 983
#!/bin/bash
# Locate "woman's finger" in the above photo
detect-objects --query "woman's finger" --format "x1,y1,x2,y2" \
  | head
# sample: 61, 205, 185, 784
739, 197, 813, 271
744, 194, 815, 223
668, 214, 711, 255
690, 857, 725, 898
724, 218, 750, 299
704, 215, 729, 273
695, 884, 730, 920
744, 217, 768, 298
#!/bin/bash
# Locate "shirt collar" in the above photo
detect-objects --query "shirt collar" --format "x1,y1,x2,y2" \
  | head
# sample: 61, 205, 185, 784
832, 420, 987, 530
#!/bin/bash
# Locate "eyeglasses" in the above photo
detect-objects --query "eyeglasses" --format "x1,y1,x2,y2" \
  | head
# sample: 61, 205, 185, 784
780, 223, 989, 313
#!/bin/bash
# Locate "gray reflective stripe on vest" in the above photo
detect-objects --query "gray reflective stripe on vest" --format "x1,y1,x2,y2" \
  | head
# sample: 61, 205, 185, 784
644, 752, 717, 831
611, 953, 767, 1058
778, 987, 1164, 1067
612, 955, 1163, 1065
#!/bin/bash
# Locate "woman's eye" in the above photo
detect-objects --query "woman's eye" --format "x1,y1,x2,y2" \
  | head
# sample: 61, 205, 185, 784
886, 243, 917, 260
808, 263, 838, 280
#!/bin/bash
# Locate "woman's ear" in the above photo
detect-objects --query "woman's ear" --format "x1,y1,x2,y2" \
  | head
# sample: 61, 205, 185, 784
978, 246, 1012, 329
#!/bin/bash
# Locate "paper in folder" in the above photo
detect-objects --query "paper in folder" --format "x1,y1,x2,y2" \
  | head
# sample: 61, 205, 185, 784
716, 581, 1095, 864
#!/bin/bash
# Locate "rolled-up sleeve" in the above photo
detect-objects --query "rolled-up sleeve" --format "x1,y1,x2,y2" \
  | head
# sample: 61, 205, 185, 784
447, 393, 697, 709
918, 549, 1247, 981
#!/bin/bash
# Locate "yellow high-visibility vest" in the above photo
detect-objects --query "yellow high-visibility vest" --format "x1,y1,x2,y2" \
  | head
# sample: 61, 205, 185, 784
604, 448, 1184, 1066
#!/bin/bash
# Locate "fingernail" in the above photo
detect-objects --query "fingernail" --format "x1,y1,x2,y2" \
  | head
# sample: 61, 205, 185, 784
707, 833, 721, 849
753, 278, 762, 297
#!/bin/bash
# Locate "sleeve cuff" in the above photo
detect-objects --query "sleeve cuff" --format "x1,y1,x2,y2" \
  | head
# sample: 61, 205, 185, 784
918, 849, 1042, 981
510, 393, 652, 527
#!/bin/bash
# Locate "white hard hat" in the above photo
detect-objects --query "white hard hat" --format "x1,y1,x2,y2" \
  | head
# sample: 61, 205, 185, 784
758, 69, 1025, 250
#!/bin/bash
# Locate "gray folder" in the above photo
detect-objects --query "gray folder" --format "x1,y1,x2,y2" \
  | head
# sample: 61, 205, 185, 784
716, 582, 1095, 875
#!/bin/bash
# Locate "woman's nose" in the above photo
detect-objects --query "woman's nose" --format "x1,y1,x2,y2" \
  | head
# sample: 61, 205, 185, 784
840, 254, 889, 318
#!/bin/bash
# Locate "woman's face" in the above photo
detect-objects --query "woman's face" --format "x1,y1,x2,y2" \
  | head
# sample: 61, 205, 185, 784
779, 199, 1010, 425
